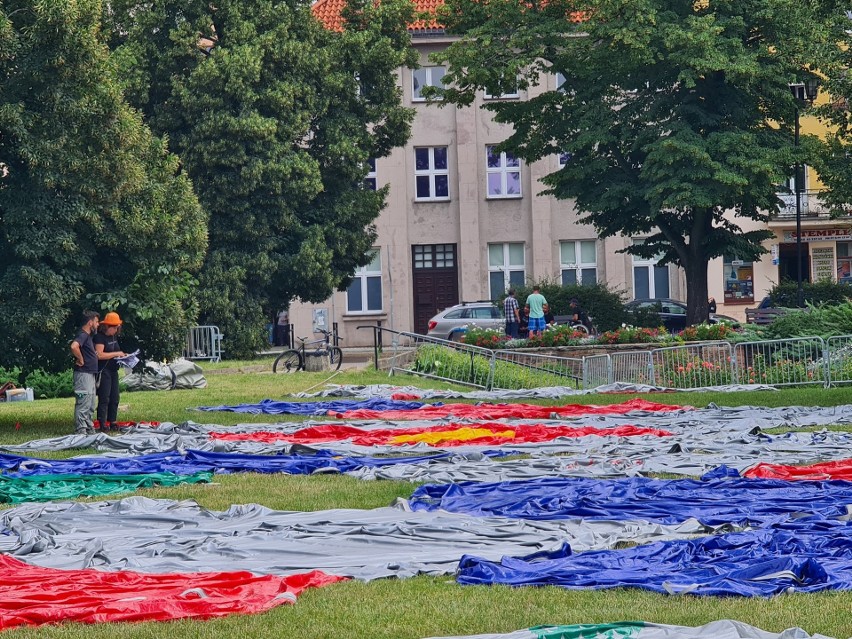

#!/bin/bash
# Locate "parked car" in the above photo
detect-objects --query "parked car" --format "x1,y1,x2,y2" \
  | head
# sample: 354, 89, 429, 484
426, 301, 505, 340
625, 298, 740, 333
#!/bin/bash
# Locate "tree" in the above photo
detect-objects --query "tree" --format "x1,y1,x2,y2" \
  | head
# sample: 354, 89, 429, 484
0, 0, 206, 372
432, 0, 850, 324
106, 0, 417, 357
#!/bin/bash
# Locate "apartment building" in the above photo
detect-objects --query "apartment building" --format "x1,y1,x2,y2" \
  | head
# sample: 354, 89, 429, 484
293, 0, 846, 346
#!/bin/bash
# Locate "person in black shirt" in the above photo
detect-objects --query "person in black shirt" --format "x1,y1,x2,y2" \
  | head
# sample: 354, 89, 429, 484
70, 310, 100, 435
93, 312, 126, 431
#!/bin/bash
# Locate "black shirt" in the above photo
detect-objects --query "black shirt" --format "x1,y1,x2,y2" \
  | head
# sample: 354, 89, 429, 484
73, 330, 99, 374
93, 332, 121, 372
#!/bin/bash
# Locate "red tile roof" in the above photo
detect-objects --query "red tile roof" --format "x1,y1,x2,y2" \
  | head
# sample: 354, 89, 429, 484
313, 0, 444, 32
313, 0, 588, 33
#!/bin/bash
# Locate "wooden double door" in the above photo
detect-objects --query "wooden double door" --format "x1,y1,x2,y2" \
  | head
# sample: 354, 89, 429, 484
412, 244, 459, 334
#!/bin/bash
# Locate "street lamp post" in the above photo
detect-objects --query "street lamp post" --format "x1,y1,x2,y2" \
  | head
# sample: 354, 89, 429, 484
789, 79, 819, 308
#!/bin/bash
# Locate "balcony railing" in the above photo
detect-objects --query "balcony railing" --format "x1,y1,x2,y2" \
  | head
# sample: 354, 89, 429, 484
774, 190, 852, 220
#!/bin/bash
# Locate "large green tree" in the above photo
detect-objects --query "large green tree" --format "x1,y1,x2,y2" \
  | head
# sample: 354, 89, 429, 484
106, 0, 417, 357
432, 0, 850, 323
0, 0, 206, 371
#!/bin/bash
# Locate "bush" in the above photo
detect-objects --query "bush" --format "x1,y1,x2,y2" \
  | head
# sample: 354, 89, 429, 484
596, 326, 668, 345
526, 325, 591, 347
0, 366, 22, 386
25, 369, 74, 399
768, 280, 852, 308
508, 280, 630, 332
763, 303, 852, 340
679, 322, 737, 342
461, 327, 510, 349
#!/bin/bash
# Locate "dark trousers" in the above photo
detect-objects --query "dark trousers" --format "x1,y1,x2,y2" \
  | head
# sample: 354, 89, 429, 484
505, 322, 519, 339
274, 324, 291, 347
96, 368, 120, 426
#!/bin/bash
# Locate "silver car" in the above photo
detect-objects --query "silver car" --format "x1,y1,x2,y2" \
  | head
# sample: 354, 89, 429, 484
426, 302, 506, 340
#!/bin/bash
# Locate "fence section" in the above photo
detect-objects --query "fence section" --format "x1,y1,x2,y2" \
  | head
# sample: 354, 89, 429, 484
826, 335, 852, 386
582, 354, 610, 390
650, 342, 734, 388
183, 326, 224, 362
492, 350, 584, 390
360, 326, 852, 391
733, 337, 826, 387
610, 351, 654, 386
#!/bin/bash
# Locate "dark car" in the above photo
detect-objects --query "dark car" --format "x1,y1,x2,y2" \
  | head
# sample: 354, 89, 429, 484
625, 298, 740, 333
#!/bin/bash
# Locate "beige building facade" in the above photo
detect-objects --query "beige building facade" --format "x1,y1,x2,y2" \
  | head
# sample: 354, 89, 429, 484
292, 11, 849, 347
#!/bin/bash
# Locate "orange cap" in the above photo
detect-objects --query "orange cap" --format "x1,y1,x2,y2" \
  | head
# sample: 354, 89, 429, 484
102, 312, 122, 326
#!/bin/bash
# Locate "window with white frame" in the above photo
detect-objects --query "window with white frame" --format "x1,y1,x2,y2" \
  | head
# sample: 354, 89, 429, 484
488, 243, 525, 300
414, 147, 450, 201
632, 240, 670, 299
484, 75, 519, 99
412, 66, 446, 101
346, 250, 382, 313
560, 240, 597, 285
555, 72, 568, 93
486, 146, 521, 198
364, 158, 376, 191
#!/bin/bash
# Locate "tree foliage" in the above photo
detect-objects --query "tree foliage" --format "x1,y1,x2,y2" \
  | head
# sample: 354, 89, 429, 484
106, 0, 417, 357
0, 0, 206, 372
432, 0, 851, 324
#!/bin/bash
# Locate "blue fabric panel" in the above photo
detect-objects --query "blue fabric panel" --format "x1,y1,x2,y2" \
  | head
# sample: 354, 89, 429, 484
410, 475, 852, 526
457, 520, 852, 597
192, 397, 430, 415
3, 449, 459, 477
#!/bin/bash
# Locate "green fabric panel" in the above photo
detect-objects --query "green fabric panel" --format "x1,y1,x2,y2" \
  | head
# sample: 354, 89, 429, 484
532, 622, 646, 639
0, 472, 213, 503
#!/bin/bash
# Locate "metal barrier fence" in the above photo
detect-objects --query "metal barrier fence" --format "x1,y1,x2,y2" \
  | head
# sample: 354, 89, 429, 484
733, 337, 826, 387
651, 342, 734, 388
183, 325, 224, 362
826, 335, 852, 386
493, 350, 584, 390
358, 326, 852, 391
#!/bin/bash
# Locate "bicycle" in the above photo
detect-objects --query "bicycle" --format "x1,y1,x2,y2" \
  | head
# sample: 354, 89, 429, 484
272, 328, 343, 373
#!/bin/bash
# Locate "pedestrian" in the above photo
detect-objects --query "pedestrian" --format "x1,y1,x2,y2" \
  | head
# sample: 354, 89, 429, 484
69, 310, 100, 435
275, 308, 290, 347
503, 289, 520, 338
524, 285, 548, 339
94, 312, 126, 432
708, 297, 717, 315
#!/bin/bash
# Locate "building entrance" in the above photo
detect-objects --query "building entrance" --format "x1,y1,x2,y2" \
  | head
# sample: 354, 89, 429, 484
778, 242, 810, 284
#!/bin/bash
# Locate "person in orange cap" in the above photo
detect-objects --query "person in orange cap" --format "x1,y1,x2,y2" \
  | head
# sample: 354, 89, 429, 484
93, 312, 126, 432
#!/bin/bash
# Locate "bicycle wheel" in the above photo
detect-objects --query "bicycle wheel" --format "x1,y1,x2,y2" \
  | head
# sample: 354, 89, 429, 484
572, 323, 590, 336
273, 349, 303, 373
328, 347, 343, 371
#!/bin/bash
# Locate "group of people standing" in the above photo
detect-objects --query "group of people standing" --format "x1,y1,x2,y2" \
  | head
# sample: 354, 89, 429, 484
70, 310, 127, 435
504, 287, 591, 339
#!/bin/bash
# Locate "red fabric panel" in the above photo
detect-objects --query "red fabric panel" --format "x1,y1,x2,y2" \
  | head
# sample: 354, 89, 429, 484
211, 422, 673, 446
744, 459, 852, 481
336, 398, 688, 421
0, 554, 345, 630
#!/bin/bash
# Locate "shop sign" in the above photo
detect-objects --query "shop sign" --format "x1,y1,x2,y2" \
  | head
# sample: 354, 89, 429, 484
812, 246, 836, 282
783, 228, 852, 242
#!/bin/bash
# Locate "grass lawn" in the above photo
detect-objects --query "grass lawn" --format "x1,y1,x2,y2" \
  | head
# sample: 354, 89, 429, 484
1, 362, 852, 638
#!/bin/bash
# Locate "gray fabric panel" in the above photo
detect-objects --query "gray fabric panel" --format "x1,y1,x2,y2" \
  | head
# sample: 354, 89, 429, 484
423, 620, 835, 639
0, 497, 723, 581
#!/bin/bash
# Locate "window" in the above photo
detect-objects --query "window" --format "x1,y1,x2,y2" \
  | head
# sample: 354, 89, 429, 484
444, 309, 464, 319
839, 243, 852, 284
558, 151, 572, 167
632, 240, 670, 299
556, 72, 568, 93
560, 240, 597, 285
484, 75, 519, 99
486, 146, 521, 198
414, 147, 450, 201
723, 256, 754, 303
413, 244, 455, 269
412, 66, 446, 101
488, 243, 525, 300
364, 158, 376, 191
346, 250, 382, 313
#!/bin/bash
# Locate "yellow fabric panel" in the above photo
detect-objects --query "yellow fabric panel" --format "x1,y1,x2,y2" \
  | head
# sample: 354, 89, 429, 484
391, 428, 516, 445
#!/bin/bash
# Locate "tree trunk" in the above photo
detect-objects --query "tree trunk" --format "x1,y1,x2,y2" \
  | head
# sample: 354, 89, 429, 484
684, 258, 710, 326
